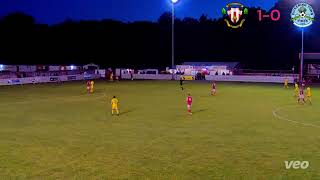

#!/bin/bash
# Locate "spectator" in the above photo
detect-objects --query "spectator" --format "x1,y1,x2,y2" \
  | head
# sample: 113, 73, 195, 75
130, 70, 134, 80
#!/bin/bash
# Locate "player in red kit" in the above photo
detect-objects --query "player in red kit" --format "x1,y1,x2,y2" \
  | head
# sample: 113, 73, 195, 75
298, 87, 305, 104
86, 81, 91, 93
211, 81, 216, 96
186, 93, 193, 115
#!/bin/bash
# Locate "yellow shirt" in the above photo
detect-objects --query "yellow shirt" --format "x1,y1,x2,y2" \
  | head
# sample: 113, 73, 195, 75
90, 81, 94, 87
111, 98, 118, 107
285, 79, 288, 85
307, 88, 312, 97
295, 83, 299, 90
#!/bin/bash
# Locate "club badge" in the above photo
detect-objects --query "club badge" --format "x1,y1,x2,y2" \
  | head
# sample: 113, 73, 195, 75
222, 2, 248, 29
291, 3, 315, 28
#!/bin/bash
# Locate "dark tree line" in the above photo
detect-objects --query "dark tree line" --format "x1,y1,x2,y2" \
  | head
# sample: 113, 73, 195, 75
0, 0, 319, 70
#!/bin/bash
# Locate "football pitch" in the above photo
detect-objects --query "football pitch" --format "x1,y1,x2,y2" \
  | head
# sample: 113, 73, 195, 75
0, 80, 319, 179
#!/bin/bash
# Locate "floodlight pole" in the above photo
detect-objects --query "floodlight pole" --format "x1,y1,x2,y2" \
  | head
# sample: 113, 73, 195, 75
171, 2, 175, 69
300, 28, 304, 84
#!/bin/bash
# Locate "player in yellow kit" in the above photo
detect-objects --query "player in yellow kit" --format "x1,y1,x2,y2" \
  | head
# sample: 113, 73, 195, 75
294, 83, 299, 97
90, 80, 94, 93
284, 78, 289, 88
306, 87, 312, 104
111, 96, 119, 116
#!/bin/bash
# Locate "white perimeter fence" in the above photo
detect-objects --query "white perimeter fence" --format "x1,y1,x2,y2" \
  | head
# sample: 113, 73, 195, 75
0, 74, 100, 86
0, 74, 295, 86
205, 75, 295, 83
121, 74, 295, 83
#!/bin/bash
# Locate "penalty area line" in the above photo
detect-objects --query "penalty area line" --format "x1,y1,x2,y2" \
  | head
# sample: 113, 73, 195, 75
272, 105, 320, 128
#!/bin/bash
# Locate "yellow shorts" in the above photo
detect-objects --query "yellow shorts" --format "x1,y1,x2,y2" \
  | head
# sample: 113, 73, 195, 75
112, 105, 118, 110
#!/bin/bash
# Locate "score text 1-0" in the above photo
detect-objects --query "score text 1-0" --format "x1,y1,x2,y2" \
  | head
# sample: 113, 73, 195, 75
258, 9, 281, 22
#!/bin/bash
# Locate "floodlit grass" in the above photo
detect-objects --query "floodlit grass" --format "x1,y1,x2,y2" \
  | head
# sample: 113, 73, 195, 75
0, 80, 319, 179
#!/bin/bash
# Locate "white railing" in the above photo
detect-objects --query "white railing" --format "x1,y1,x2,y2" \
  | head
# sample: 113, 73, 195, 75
205, 75, 295, 83
0, 74, 100, 86
121, 74, 294, 83
121, 74, 173, 80
1, 74, 295, 85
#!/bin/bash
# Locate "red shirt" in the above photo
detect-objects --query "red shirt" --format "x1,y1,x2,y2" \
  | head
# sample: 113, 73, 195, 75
300, 90, 304, 95
87, 81, 91, 87
212, 83, 216, 89
187, 96, 193, 105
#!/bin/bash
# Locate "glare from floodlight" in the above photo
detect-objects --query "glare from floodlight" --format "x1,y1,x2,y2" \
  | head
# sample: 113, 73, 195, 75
70, 65, 75, 70
171, 0, 178, 4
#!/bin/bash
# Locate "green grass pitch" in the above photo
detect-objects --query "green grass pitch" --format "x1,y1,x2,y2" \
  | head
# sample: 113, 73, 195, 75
0, 80, 319, 179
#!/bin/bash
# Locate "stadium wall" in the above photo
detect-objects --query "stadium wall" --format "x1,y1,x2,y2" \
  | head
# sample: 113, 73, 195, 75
121, 74, 294, 83
121, 74, 173, 80
205, 75, 294, 83
0, 74, 100, 86
2, 74, 294, 85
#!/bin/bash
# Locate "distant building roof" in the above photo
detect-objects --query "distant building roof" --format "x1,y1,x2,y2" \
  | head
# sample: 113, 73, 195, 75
182, 62, 239, 68
83, 63, 99, 69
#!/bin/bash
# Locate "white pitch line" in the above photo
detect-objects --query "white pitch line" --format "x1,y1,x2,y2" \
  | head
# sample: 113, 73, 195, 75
272, 105, 320, 128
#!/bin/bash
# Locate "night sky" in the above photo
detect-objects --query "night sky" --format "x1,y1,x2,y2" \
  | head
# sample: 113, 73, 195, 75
0, 0, 282, 24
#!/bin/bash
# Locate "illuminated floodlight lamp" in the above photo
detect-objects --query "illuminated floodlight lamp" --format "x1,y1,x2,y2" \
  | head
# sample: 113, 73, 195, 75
70, 65, 75, 70
0, 64, 3, 71
171, 0, 178, 4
